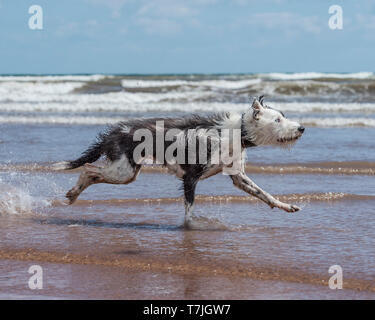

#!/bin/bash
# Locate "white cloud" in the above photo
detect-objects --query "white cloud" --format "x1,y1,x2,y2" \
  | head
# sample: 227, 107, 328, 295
135, 0, 204, 35
138, 1, 197, 17
136, 17, 182, 35
85, 0, 130, 18
247, 12, 322, 36
356, 13, 375, 29
233, 0, 284, 4
55, 20, 100, 37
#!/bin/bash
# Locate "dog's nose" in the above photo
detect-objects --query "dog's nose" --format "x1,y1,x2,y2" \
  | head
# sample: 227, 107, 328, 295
298, 126, 305, 133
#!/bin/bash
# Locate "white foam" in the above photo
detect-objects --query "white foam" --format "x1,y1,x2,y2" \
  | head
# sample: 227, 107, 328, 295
199, 79, 262, 89
272, 102, 375, 113
0, 86, 213, 105
1, 101, 375, 114
259, 72, 374, 80
121, 78, 261, 89
0, 74, 110, 82
0, 74, 374, 110
1, 114, 374, 127
0, 181, 50, 215
298, 117, 375, 127
0, 115, 123, 125
121, 79, 190, 88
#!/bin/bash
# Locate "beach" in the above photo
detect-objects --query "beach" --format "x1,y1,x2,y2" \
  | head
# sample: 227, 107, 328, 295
1, 73, 375, 299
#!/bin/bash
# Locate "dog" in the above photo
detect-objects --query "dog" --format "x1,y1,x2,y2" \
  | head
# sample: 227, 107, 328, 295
53, 96, 305, 225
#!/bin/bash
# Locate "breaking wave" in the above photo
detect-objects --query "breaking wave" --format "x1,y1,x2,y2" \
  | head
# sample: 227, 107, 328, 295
1, 73, 375, 108
1, 73, 375, 128
259, 72, 374, 80
2, 101, 375, 114
1, 114, 375, 127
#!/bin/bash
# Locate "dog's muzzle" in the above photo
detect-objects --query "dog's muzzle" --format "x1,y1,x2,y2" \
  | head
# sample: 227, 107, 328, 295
277, 127, 305, 143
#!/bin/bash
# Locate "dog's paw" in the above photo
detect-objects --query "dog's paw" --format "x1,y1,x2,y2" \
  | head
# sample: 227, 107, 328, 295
284, 204, 300, 213
66, 189, 78, 205
272, 201, 300, 213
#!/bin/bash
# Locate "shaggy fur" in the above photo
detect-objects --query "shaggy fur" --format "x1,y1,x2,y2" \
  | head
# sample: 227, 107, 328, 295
53, 96, 305, 226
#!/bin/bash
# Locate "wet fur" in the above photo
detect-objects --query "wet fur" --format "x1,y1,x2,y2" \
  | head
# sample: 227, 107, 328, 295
55, 97, 305, 226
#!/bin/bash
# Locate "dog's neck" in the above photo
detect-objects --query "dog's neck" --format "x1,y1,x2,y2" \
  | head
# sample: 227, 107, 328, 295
241, 113, 256, 148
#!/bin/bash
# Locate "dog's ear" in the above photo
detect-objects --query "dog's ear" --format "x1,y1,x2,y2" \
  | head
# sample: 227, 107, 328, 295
251, 98, 263, 120
259, 95, 265, 106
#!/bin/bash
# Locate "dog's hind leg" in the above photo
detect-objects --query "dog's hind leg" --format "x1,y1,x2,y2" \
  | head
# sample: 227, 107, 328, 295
66, 156, 141, 204
66, 164, 104, 204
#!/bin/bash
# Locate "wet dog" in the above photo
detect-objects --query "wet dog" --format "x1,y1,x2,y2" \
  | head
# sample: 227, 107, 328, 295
53, 96, 305, 225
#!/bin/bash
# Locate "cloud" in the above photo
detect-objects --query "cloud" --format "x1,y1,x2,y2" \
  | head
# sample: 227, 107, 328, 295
245, 12, 322, 37
136, 17, 182, 35
138, 1, 197, 17
55, 20, 100, 38
233, 0, 284, 5
356, 13, 375, 29
85, 0, 130, 17
135, 0, 204, 35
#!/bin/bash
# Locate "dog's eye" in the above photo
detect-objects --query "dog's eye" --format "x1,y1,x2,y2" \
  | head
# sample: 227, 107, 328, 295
275, 118, 281, 123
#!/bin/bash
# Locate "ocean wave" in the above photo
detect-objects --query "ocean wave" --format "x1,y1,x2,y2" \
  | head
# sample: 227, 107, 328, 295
121, 78, 262, 89
1, 114, 375, 127
0, 115, 123, 125
1, 74, 375, 105
1, 101, 375, 114
120, 78, 375, 101
258, 72, 374, 80
0, 74, 110, 82
297, 117, 375, 127
0, 81, 85, 97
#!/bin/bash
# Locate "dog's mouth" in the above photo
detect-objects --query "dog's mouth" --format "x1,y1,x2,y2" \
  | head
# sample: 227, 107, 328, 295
277, 136, 301, 143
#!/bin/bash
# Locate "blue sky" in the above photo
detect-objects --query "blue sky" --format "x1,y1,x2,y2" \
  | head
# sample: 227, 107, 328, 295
0, 0, 374, 74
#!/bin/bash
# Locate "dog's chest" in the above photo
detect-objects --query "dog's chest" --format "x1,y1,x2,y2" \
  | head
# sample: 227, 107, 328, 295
199, 165, 223, 180
166, 163, 186, 178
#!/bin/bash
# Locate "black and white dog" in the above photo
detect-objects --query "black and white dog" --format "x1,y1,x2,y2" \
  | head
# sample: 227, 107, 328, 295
54, 96, 305, 225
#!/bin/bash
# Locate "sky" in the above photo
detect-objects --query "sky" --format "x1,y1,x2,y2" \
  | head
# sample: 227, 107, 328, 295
0, 0, 374, 74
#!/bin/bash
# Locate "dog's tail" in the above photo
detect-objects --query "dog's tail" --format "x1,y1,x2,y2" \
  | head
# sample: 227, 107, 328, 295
52, 139, 104, 171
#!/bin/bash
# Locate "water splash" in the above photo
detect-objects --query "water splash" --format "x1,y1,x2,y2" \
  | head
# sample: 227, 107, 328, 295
185, 215, 230, 231
0, 171, 60, 215
0, 182, 50, 215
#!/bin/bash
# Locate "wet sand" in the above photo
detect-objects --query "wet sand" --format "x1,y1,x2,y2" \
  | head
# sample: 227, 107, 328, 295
1, 259, 374, 300
1, 169, 375, 299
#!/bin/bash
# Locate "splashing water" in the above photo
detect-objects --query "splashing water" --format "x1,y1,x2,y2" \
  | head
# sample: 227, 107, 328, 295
185, 215, 230, 231
0, 175, 53, 215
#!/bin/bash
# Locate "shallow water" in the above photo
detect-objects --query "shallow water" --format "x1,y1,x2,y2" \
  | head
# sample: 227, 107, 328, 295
1, 167, 375, 295
1, 74, 375, 299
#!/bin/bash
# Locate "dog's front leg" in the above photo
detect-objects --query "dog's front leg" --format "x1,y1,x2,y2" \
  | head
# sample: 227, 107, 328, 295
230, 173, 300, 213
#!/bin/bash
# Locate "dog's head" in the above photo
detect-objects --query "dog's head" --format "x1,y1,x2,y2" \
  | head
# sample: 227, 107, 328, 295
243, 96, 304, 147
